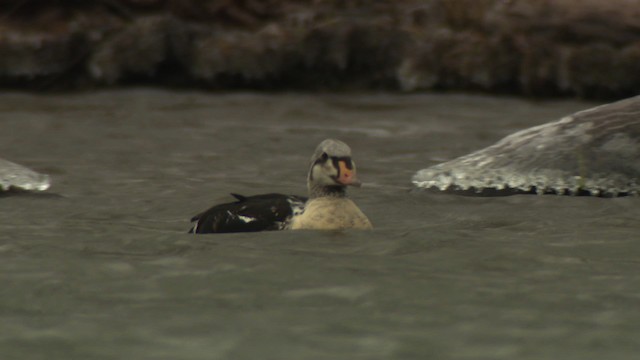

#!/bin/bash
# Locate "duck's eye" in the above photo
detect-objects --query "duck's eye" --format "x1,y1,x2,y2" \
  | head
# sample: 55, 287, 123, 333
321, 152, 329, 161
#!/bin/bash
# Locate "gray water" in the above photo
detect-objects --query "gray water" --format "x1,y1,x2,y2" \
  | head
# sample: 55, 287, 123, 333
1, 90, 639, 360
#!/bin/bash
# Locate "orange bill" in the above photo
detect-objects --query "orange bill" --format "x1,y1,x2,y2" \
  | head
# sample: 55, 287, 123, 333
337, 160, 361, 186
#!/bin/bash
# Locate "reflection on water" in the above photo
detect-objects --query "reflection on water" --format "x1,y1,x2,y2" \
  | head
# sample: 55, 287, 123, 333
1, 90, 639, 359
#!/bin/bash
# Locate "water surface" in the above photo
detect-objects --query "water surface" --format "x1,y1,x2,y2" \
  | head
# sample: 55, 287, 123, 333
1, 90, 639, 359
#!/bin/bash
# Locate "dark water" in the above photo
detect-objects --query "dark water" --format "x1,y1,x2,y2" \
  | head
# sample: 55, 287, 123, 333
1, 90, 639, 359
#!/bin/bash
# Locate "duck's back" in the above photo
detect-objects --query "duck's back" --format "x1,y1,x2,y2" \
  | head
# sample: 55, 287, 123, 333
288, 197, 372, 230
190, 193, 306, 233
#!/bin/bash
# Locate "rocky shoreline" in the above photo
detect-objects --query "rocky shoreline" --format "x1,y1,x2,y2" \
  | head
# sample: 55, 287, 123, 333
2, 0, 640, 99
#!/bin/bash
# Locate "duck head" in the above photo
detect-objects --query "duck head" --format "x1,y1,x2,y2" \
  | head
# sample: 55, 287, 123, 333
307, 139, 361, 198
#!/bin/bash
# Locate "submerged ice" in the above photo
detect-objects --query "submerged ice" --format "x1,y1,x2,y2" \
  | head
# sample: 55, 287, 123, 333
413, 96, 640, 196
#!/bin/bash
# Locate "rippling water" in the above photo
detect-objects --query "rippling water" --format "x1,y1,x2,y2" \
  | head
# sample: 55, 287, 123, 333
1, 90, 639, 359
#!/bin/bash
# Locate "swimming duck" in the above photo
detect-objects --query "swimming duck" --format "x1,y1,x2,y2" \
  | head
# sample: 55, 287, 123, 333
189, 139, 372, 233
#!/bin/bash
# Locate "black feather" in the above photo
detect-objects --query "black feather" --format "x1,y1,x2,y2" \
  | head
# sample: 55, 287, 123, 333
189, 193, 307, 234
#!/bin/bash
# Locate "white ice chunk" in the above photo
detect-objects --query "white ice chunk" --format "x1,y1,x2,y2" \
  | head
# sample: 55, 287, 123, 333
413, 96, 640, 196
0, 158, 50, 192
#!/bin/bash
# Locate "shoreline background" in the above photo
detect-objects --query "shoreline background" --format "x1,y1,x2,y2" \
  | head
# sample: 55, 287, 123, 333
2, 0, 640, 99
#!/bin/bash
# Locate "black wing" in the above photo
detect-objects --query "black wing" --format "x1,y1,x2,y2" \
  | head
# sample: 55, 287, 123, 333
189, 193, 307, 234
